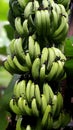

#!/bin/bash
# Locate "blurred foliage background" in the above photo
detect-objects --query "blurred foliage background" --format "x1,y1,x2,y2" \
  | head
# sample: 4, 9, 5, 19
0, 1, 15, 129
0, 0, 12, 88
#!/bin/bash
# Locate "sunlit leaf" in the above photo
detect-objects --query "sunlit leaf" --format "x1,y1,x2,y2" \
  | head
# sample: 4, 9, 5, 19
0, 0, 9, 20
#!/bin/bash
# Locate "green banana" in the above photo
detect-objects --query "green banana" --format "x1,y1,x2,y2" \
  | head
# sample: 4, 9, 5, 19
43, 83, 50, 103
35, 84, 41, 107
13, 81, 21, 98
41, 47, 48, 65
46, 62, 58, 81
47, 113, 53, 130
23, 19, 29, 37
18, 97, 24, 113
44, 9, 51, 36
28, 36, 35, 60
53, 15, 67, 38
13, 80, 26, 98
50, 8, 59, 34
13, 56, 29, 73
15, 17, 24, 35
4, 60, 15, 74
47, 48, 56, 70
14, 80, 26, 98
26, 125, 31, 130
33, 0, 39, 10
40, 64, 46, 81
34, 10, 42, 36
53, 22, 69, 41
9, 39, 15, 55
58, 4, 68, 21
43, 83, 54, 104
41, 105, 51, 128
26, 80, 32, 102
24, 2, 33, 18
51, 94, 58, 117
51, 47, 66, 60
42, 0, 48, 8
34, 41, 41, 58
58, 3, 66, 13
22, 99, 32, 116
14, 38, 26, 64
28, 14, 35, 27
55, 60, 64, 80
58, 4, 69, 23
9, 99, 21, 115
24, 1, 39, 19
16, 116, 22, 130
41, 94, 47, 114
25, 52, 32, 69
31, 98, 39, 117
41, 10, 47, 36
55, 92, 63, 117
48, 84, 54, 100
30, 82, 35, 100
61, 0, 70, 10
19, 80, 26, 97
7, 55, 17, 72
31, 57, 41, 79
54, 3, 61, 21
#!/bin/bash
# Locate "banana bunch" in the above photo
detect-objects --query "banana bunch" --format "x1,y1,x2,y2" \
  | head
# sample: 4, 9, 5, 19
8, 0, 69, 43
33, 3, 69, 42
23, 0, 68, 42
31, 50, 66, 81
15, 17, 29, 36
27, 36, 66, 81
4, 36, 66, 81
14, 0, 39, 37
14, 0, 40, 36
10, 80, 63, 117
4, 38, 30, 74
9, 79, 71, 129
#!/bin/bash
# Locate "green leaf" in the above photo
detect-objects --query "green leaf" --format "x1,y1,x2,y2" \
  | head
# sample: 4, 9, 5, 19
64, 37, 73, 57
64, 59, 73, 75
0, 67, 12, 87
0, 74, 20, 110
4, 24, 14, 40
0, 47, 7, 55
0, 110, 10, 130
0, 0, 9, 20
